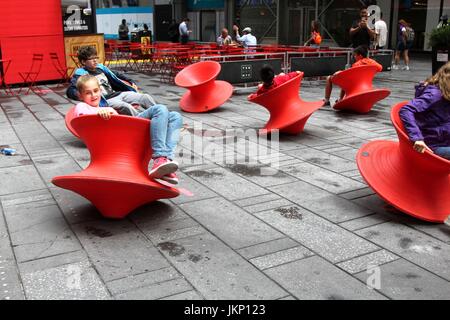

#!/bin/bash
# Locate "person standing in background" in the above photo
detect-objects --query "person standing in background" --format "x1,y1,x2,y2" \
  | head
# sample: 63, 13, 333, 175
374, 12, 388, 49
217, 28, 232, 46
179, 18, 191, 45
118, 19, 129, 40
168, 19, 180, 43
350, 7, 376, 48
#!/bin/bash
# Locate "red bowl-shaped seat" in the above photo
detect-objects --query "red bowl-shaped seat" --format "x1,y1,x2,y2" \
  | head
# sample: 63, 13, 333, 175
248, 72, 323, 135
174, 61, 233, 113
65, 106, 80, 138
52, 115, 180, 219
357, 102, 450, 223
332, 65, 390, 113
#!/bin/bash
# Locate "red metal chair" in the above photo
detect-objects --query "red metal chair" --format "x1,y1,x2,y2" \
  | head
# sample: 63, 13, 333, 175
248, 72, 323, 135
332, 65, 390, 113
52, 115, 180, 219
357, 102, 450, 223
175, 61, 233, 113
50, 52, 74, 88
0, 59, 14, 96
65, 106, 80, 138
18, 53, 44, 94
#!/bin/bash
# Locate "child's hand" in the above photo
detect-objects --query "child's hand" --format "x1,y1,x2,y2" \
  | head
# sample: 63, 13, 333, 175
413, 141, 433, 154
296, 71, 301, 74
98, 108, 113, 120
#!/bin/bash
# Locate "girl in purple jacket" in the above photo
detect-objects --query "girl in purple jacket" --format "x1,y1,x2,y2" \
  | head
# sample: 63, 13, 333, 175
399, 62, 450, 160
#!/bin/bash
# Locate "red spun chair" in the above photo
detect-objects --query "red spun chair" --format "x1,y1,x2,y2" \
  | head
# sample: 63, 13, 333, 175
174, 61, 233, 113
248, 72, 323, 135
52, 115, 180, 219
332, 65, 390, 113
357, 102, 450, 223
65, 106, 80, 138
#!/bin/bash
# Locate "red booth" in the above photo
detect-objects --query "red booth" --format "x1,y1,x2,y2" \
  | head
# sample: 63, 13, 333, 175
0, 0, 66, 85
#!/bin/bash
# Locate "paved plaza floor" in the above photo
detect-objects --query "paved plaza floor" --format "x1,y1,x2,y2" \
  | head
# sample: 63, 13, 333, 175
0, 58, 449, 300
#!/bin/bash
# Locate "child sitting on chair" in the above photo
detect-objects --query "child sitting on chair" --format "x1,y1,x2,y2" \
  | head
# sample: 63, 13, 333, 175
250, 64, 300, 98
74, 74, 183, 184
323, 45, 383, 106
399, 61, 450, 160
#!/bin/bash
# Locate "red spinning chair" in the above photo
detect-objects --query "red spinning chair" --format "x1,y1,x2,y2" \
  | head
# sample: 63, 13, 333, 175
65, 106, 80, 138
357, 102, 450, 223
174, 61, 233, 113
248, 72, 323, 135
52, 115, 180, 219
332, 65, 390, 113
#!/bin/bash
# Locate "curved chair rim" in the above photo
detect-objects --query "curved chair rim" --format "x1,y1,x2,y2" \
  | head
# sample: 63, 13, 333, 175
175, 61, 221, 88
65, 106, 80, 138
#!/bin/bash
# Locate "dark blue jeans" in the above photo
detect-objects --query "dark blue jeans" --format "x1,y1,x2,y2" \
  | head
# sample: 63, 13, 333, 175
434, 146, 450, 160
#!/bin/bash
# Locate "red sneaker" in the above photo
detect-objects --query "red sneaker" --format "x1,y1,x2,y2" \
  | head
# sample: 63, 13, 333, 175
161, 172, 179, 185
149, 157, 178, 179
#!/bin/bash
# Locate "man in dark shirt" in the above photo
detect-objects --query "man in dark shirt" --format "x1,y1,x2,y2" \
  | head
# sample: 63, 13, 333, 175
349, 8, 376, 48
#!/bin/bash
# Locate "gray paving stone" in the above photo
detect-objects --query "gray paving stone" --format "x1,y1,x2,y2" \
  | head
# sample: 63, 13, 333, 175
72, 220, 170, 282
3, 204, 81, 263
169, 171, 218, 205
336, 249, 400, 274
18, 250, 89, 274
156, 232, 288, 299
255, 205, 379, 263
237, 237, 299, 260
269, 181, 373, 223
106, 266, 181, 295
356, 222, 450, 281
234, 193, 280, 207
160, 290, 204, 300
0, 165, 46, 195
115, 278, 192, 300
179, 197, 284, 250
339, 213, 393, 231
354, 259, 450, 300
264, 256, 386, 300
0, 143, 31, 169
27, 104, 63, 121
339, 187, 375, 200
281, 161, 366, 194
243, 198, 294, 214
250, 246, 314, 270
22, 261, 110, 300
1, 189, 56, 211
0, 125, 20, 145
33, 155, 81, 186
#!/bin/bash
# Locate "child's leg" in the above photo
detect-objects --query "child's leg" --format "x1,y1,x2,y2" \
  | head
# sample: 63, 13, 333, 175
137, 104, 170, 159
116, 91, 156, 109
339, 89, 345, 100
107, 96, 139, 116
434, 147, 450, 160
324, 76, 333, 102
165, 111, 183, 160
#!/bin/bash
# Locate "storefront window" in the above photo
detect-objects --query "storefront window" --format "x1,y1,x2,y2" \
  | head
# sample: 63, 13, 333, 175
95, 0, 140, 8
235, 0, 277, 43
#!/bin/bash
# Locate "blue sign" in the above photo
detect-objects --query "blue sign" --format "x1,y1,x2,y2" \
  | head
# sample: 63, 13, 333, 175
187, 0, 224, 10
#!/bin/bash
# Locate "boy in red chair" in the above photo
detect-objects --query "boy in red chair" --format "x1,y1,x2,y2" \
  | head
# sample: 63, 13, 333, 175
74, 75, 183, 184
250, 64, 300, 98
323, 45, 382, 107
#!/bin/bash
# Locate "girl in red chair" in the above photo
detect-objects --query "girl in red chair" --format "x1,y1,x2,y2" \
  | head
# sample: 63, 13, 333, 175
399, 62, 450, 160
250, 64, 300, 98
74, 75, 183, 184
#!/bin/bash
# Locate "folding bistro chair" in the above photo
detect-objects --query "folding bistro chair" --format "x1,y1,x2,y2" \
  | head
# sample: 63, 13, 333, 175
18, 53, 44, 94
0, 58, 14, 96
50, 52, 75, 88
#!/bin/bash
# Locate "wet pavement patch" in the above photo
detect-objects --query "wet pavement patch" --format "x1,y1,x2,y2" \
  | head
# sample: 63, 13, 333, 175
158, 241, 186, 257
306, 157, 331, 166
275, 207, 303, 220
85, 226, 113, 238
36, 159, 54, 164
226, 164, 284, 177
188, 254, 202, 263
399, 237, 413, 249
186, 170, 223, 178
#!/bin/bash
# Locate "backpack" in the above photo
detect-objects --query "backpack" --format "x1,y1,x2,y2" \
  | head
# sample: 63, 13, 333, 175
405, 26, 415, 42
313, 31, 322, 45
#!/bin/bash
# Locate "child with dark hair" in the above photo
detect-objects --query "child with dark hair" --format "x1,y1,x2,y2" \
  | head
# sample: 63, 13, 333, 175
304, 20, 322, 46
399, 62, 450, 159
323, 45, 382, 106
252, 64, 300, 96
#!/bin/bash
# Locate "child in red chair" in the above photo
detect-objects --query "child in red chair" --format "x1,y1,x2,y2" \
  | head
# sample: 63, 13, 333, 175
74, 74, 183, 184
323, 45, 382, 106
250, 64, 300, 98
399, 62, 450, 160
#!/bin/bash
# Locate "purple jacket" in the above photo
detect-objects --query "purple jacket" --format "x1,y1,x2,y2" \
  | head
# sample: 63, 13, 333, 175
399, 84, 450, 150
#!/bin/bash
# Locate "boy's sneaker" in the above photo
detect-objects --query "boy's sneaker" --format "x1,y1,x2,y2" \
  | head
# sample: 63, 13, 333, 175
149, 157, 178, 179
161, 172, 179, 185
402, 65, 410, 71
392, 65, 399, 70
